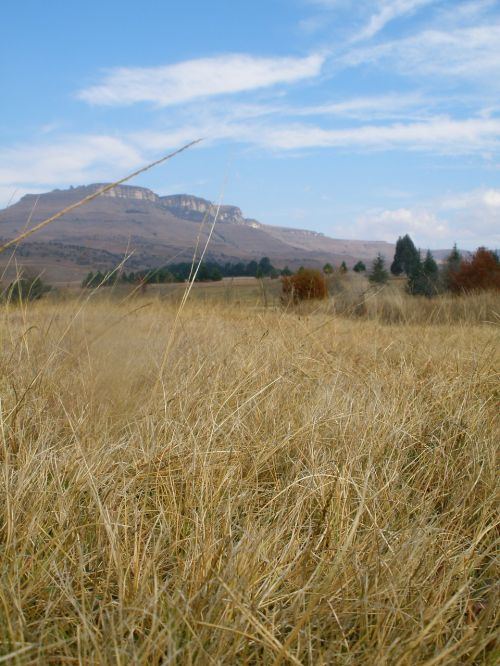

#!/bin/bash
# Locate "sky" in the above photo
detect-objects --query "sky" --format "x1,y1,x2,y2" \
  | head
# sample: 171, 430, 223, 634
1, 0, 500, 249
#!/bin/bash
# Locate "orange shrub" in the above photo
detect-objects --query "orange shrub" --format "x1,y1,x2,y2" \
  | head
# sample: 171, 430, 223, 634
282, 268, 328, 302
448, 247, 500, 293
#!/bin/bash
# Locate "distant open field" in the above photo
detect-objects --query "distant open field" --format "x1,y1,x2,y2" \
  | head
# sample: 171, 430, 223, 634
0, 289, 499, 664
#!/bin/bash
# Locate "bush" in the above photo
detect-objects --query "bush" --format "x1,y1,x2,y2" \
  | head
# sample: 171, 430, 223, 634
448, 247, 500, 293
6, 276, 51, 302
282, 268, 328, 303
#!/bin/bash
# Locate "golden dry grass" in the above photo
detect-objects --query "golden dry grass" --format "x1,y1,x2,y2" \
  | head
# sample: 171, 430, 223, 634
0, 292, 499, 664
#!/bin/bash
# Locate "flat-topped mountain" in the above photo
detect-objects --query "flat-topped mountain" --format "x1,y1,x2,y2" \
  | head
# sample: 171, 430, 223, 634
0, 183, 395, 282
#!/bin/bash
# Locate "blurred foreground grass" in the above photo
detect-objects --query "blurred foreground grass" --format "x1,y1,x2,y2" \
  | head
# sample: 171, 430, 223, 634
0, 288, 499, 664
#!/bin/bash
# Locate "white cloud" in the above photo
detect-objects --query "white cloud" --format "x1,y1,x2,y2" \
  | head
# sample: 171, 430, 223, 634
351, 207, 450, 244
0, 135, 144, 203
354, 0, 437, 41
257, 116, 500, 152
440, 187, 500, 210
484, 189, 500, 207
2, 114, 500, 209
436, 188, 500, 244
346, 186, 500, 248
78, 53, 325, 107
106, 113, 500, 156
344, 23, 500, 81
293, 92, 429, 120
304, 0, 438, 41
0, 186, 40, 209
443, 194, 500, 245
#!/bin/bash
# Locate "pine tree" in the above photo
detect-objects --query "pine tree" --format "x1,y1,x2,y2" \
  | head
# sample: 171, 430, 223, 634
442, 243, 462, 290
391, 234, 420, 276
258, 257, 273, 276
322, 262, 334, 274
369, 254, 389, 284
353, 260, 366, 273
246, 260, 258, 277
340, 261, 348, 273
391, 237, 405, 275
407, 250, 439, 297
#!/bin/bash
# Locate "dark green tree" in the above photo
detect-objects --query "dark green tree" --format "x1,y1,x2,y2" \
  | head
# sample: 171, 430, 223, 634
7, 276, 50, 302
258, 257, 273, 276
82, 272, 94, 288
369, 254, 389, 284
281, 266, 293, 276
246, 260, 259, 277
391, 234, 420, 276
442, 243, 462, 290
210, 267, 223, 281
353, 260, 366, 273
340, 261, 348, 273
323, 262, 334, 274
407, 250, 439, 297
391, 237, 404, 275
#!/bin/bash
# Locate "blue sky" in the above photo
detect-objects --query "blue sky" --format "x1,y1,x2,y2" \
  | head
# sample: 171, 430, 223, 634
1, 0, 499, 249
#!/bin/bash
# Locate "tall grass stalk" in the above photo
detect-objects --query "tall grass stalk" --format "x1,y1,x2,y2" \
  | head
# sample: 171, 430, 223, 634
0, 296, 498, 664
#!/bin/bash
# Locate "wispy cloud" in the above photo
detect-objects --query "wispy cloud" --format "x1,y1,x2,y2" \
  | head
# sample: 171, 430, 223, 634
0, 135, 144, 192
343, 22, 500, 82
304, 0, 439, 41
1, 112, 500, 209
78, 53, 325, 107
292, 92, 430, 120
354, 0, 437, 41
257, 116, 500, 152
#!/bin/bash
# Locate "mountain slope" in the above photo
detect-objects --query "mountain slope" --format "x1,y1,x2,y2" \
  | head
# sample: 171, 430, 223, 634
0, 184, 394, 283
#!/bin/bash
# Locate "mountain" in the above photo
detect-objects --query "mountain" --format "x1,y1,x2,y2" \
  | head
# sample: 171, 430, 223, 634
0, 183, 395, 283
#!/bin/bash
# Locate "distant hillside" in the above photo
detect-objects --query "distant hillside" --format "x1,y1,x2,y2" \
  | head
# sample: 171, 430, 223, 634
0, 183, 397, 282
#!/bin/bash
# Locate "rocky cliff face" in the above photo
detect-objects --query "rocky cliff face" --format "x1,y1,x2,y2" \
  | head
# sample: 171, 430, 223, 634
161, 194, 211, 215
160, 194, 262, 228
20, 184, 160, 205
101, 185, 158, 202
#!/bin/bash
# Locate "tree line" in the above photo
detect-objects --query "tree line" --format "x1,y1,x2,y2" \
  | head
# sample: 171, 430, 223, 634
367, 235, 500, 296
81, 257, 294, 287
79, 236, 500, 298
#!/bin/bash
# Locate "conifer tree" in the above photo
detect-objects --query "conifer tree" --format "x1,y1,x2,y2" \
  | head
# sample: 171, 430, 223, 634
353, 260, 366, 273
369, 254, 389, 284
407, 250, 439, 297
442, 243, 462, 290
322, 262, 334, 274
391, 234, 420, 276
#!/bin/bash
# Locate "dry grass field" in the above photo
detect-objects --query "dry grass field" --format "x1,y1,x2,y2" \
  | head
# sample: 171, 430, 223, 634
0, 288, 499, 664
